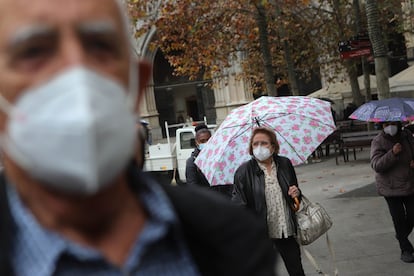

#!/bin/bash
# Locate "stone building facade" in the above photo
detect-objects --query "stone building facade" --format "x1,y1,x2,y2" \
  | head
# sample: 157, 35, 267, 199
134, 25, 253, 141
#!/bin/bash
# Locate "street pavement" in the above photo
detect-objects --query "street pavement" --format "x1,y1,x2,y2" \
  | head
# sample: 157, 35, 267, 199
275, 149, 414, 276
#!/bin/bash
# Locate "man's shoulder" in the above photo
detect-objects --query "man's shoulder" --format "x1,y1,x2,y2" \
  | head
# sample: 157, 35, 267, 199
161, 184, 266, 238
163, 184, 243, 217
160, 184, 275, 275
185, 152, 196, 165
186, 151, 197, 163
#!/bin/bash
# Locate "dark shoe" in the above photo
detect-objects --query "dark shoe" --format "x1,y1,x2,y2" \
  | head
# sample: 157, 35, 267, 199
401, 251, 414, 263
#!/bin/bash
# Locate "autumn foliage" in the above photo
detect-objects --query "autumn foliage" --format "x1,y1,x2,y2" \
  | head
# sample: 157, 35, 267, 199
128, 0, 406, 96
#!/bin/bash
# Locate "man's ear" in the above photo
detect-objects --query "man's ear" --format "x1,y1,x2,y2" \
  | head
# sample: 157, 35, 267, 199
135, 60, 152, 110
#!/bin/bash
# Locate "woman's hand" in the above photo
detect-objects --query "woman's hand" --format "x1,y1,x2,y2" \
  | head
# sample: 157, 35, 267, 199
288, 185, 300, 199
392, 143, 402, 155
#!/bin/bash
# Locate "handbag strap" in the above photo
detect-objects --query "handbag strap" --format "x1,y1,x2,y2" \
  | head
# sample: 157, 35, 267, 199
302, 247, 327, 275
302, 233, 339, 276
326, 233, 339, 276
300, 195, 311, 206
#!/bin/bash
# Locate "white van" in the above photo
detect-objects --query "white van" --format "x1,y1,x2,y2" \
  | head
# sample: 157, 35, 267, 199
144, 119, 216, 184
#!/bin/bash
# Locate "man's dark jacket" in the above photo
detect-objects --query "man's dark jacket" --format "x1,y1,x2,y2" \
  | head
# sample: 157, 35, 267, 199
185, 148, 210, 187
0, 170, 276, 276
232, 154, 300, 232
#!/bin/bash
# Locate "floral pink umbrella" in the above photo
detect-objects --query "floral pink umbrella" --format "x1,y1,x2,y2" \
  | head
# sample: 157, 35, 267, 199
195, 96, 336, 186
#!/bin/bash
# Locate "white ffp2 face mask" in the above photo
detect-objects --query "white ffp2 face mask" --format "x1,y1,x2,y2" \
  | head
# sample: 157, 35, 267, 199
384, 125, 398, 136
253, 146, 273, 162
1, 67, 137, 195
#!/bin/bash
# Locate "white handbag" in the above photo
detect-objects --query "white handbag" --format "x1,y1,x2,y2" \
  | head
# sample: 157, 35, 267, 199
295, 195, 333, 246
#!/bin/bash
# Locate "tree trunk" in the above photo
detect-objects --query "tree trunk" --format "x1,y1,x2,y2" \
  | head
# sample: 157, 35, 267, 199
283, 41, 300, 96
346, 61, 364, 106
365, 0, 390, 99
363, 58, 372, 102
269, 2, 300, 96
333, 0, 363, 104
255, 3, 277, 96
353, 0, 372, 103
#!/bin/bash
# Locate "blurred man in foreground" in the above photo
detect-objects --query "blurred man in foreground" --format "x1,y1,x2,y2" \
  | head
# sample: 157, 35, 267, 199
0, 0, 275, 275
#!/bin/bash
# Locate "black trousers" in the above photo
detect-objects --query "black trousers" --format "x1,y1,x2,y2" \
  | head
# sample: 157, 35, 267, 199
273, 236, 305, 276
384, 195, 414, 253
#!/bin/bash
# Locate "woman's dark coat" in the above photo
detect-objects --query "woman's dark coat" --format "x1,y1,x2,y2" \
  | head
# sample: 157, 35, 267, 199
232, 154, 300, 233
186, 148, 210, 187
371, 129, 414, 197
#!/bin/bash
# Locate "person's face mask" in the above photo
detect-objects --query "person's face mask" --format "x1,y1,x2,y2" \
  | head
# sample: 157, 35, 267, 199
253, 146, 273, 162
0, 67, 137, 195
198, 143, 206, 151
384, 125, 398, 136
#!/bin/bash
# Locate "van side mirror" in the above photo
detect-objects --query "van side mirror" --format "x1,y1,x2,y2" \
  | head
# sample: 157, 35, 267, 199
190, 138, 196, 148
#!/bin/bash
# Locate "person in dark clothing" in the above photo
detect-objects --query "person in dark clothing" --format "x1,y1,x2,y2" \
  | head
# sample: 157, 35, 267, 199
232, 127, 305, 276
186, 126, 233, 198
371, 121, 414, 263
404, 121, 414, 134
343, 103, 357, 120
186, 127, 212, 188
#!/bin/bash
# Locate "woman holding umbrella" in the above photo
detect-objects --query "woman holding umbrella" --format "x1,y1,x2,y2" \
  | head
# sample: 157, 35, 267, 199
371, 121, 414, 263
232, 127, 305, 276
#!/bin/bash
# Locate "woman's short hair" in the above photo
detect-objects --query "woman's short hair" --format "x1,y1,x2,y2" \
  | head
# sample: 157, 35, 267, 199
248, 127, 279, 155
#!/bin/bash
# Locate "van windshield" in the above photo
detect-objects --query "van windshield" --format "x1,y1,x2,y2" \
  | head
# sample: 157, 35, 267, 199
180, 132, 195, 149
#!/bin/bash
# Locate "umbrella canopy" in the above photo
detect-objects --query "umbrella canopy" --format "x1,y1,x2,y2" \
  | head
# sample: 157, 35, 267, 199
195, 96, 336, 186
349, 98, 414, 122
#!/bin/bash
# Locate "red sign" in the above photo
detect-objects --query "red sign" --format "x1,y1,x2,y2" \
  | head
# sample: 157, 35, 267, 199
349, 40, 371, 48
340, 48, 371, 59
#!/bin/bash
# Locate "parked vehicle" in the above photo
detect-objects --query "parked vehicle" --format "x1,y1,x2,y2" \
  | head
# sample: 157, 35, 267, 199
143, 119, 216, 184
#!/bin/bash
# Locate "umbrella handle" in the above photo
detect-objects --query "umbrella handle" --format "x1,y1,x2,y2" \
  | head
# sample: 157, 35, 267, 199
292, 197, 300, 212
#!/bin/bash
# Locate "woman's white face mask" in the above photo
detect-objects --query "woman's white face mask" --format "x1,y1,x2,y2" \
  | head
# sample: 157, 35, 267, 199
253, 146, 273, 162
0, 67, 137, 195
384, 125, 398, 136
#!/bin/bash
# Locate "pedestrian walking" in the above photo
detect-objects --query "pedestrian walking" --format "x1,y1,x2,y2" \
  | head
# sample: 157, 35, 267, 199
232, 127, 305, 276
371, 121, 414, 263
186, 125, 232, 198
0, 1, 276, 275
186, 124, 212, 188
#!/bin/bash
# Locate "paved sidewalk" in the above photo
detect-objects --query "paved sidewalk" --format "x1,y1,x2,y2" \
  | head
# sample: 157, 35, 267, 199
275, 149, 414, 276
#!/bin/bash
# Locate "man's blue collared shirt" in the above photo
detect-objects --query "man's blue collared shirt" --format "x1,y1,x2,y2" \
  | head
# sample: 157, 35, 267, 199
7, 175, 200, 276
